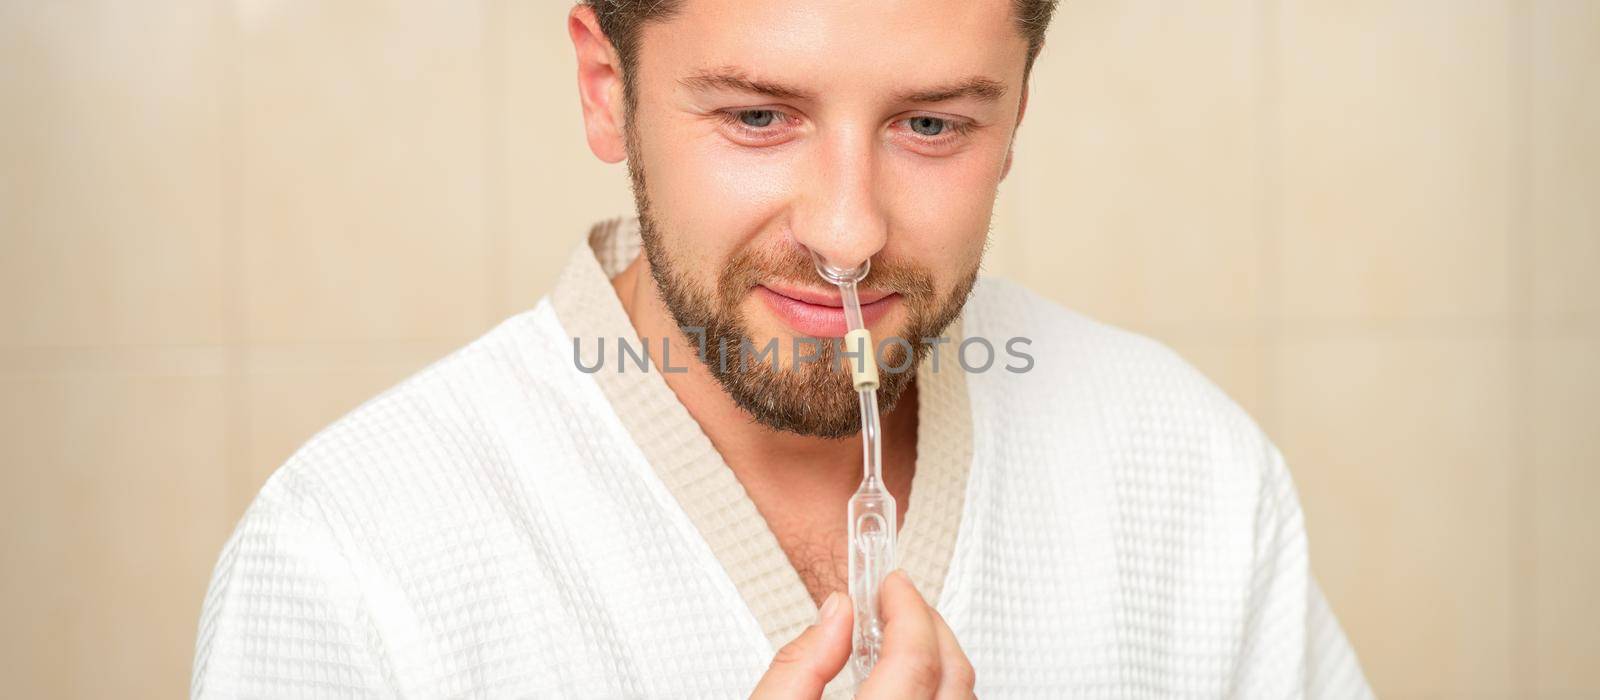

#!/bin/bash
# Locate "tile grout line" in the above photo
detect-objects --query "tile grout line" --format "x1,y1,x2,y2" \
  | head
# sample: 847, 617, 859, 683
1254, 0, 1283, 439
219, 2, 252, 519
484, 0, 509, 325
1506, 0, 1535, 693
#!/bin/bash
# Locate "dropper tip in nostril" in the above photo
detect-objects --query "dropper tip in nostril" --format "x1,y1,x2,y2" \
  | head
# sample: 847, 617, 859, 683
807, 248, 870, 286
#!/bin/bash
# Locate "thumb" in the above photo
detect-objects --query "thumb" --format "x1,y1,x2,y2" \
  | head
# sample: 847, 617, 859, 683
750, 591, 854, 700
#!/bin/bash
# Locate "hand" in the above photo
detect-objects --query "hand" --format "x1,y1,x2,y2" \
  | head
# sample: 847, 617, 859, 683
749, 569, 977, 700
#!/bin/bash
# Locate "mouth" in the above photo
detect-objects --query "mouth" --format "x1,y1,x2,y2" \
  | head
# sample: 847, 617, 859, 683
755, 283, 899, 338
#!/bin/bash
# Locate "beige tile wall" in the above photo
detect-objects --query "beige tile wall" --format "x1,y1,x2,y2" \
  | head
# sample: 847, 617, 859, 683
1, 1, 1594, 697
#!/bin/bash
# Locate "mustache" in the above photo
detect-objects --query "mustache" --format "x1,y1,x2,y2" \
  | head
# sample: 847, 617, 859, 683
717, 244, 937, 310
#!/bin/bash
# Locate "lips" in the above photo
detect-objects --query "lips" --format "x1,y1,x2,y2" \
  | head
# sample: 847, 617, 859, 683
755, 284, 899, 338
759, 282, 893, 308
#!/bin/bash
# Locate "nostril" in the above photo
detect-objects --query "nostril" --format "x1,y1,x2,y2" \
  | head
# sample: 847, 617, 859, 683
807, 247, 870, 286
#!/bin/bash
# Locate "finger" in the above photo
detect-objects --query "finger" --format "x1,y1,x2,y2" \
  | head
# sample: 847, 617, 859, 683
858, 570, 942, 700
749, 591, 853, 700
929, 608, 976, 700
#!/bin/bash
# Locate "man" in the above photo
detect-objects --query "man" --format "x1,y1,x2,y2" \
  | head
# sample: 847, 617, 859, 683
193, 1, 1371, 697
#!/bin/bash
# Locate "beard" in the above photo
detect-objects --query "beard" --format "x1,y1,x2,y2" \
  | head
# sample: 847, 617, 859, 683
622, 123, 980, 438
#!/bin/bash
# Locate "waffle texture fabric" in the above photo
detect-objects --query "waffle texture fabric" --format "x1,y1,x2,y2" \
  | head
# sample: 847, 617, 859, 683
193, 216, 1371, 698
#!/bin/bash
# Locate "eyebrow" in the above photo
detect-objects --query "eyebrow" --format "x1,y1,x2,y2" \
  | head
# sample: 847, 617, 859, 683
897, 76, 1008, 104
679, 67, 1008, 105
680, 68, 813, 101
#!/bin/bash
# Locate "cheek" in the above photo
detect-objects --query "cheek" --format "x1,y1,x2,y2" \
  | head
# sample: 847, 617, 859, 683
641, 121, 793, 276
883, 150, 1003, 291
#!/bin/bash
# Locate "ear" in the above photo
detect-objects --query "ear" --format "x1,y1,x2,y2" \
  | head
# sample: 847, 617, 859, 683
569, 5, 629, 163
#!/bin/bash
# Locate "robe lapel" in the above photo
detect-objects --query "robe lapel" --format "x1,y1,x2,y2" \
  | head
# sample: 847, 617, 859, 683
549, 216, 975, 695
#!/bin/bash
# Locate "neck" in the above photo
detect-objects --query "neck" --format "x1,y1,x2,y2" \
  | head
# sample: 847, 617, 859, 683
609, 254, 918, 508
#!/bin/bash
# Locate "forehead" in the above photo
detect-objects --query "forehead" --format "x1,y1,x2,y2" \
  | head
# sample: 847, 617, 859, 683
636, 0, 1028, 94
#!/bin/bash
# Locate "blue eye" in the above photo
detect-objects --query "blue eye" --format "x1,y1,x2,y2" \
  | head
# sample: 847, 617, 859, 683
909, 116, 947, 136
739, 110, 778, 128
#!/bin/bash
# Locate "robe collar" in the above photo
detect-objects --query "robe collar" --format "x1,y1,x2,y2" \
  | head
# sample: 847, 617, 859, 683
549, 215, 974, 687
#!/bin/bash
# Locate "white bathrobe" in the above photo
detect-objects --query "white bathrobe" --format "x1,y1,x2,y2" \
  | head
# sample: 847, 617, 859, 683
192, 216, 1371, 698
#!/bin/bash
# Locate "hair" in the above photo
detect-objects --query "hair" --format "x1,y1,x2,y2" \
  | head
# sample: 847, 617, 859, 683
582, 0, 1060, 123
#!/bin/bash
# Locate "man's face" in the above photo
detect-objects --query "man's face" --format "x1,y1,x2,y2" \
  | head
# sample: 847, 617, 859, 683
623, 0, 1029, 438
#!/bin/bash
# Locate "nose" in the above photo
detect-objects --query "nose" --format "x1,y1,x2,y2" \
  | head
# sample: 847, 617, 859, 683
789, 126, 889, 275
